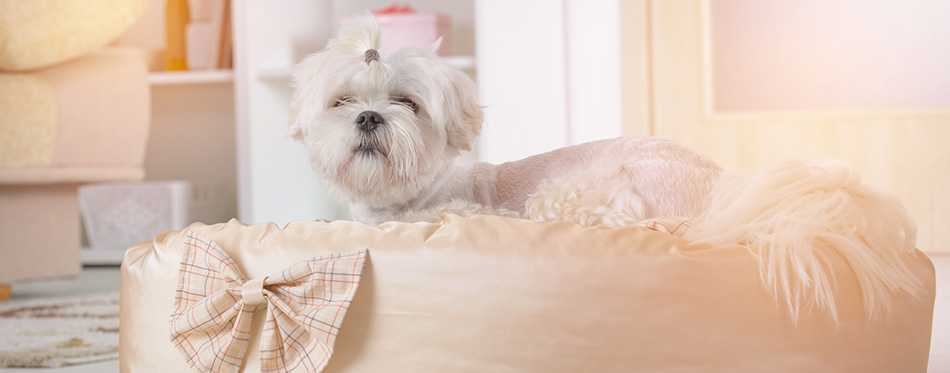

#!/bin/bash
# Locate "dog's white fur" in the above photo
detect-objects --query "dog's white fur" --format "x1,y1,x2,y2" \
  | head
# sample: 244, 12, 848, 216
290, 15, 921, 322
683, 159, 921, 323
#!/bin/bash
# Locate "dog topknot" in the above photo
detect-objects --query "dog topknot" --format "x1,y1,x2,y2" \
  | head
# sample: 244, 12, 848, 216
364, 49, 380, 64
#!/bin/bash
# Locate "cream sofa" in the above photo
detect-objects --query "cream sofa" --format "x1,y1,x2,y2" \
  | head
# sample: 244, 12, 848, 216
0, 49, 150, 286
0, 0, 149, 289
120, 216, 935, 372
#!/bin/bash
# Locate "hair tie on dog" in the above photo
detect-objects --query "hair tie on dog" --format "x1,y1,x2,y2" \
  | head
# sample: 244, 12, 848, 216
365, 49, 380, 64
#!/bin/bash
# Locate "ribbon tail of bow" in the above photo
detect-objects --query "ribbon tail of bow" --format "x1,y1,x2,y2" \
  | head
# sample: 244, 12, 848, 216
171, 232, 258, 373
257, 250, 368, 373
171, 288, 258, 373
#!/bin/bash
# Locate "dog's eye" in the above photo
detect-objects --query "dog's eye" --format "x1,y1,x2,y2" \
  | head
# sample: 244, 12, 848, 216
333, 96, 353, 108
391, 96, 418, 113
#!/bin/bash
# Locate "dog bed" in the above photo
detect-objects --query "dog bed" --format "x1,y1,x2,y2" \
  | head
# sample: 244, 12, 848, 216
119, 215, 935, 372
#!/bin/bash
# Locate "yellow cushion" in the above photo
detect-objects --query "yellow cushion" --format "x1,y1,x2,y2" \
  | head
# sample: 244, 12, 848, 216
0, 0, 145, 71
0, 73, 56, 167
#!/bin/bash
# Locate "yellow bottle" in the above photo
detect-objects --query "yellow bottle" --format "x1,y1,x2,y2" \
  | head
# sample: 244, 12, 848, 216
165, 0, 190, 71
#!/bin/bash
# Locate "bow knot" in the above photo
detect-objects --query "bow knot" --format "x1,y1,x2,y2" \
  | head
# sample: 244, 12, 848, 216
241, 277, 268, 307
170, 232, 367, 373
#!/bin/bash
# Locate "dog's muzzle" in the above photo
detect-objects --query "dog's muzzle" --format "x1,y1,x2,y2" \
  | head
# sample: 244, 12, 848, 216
356, 111, 383, 132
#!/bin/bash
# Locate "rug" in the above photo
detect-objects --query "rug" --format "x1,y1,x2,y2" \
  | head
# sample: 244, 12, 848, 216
0, 291, 120, 368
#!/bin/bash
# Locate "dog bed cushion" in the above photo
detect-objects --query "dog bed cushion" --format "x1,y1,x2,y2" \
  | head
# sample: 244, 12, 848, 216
120, 215, 936, 372
0, 0, 145, 71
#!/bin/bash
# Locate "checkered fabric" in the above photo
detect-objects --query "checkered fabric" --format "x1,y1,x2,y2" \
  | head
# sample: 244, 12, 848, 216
636, 217, 692, 237
170, 232, 368, 373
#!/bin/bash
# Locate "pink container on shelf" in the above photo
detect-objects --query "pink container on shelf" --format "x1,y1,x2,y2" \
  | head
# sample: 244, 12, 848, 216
343, 4, 452, 56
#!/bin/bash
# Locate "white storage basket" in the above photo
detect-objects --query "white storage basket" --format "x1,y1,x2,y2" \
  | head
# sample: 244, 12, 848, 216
79, 181, 228, 250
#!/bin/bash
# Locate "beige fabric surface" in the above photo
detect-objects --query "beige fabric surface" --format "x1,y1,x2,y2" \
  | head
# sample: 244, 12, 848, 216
0, 0, 145, 71
120, 216, 936, 372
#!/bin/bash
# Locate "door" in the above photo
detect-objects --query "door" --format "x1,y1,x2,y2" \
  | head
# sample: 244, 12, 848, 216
634, 0, 950, 252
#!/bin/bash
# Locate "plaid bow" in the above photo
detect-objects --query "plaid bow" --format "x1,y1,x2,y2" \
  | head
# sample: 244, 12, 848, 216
170, 232, 367, 373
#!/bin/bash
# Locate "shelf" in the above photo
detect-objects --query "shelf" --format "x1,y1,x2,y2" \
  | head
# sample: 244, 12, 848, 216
256, 56, 476, 80
81, 248, 126, 266
149, 70, 235, 85
444, 56, 477, 71
257, 67, 295, 80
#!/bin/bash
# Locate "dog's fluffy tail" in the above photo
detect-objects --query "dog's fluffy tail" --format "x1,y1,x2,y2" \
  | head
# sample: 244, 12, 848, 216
684, 159, 921, 323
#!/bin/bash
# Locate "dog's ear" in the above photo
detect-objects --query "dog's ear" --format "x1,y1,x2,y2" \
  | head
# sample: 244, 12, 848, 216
287, 100, 305, 141
444, 69, 483, 152
288, 54, 320, 141
427, 37, 444, 56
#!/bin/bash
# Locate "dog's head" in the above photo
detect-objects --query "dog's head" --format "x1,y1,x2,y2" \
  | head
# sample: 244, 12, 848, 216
289, 14, 482, 208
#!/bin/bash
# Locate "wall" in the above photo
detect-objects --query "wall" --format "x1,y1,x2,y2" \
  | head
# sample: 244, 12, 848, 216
711, 0, 950, 112
475, 0, 624, 164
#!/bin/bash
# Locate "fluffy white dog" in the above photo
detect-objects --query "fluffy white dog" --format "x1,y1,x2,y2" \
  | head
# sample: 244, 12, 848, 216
290, 15, 921, 323
289, 15, 722, 227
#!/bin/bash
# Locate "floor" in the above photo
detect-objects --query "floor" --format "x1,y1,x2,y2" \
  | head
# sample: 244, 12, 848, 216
3, 268, 120, 373
2, 255, 949, 372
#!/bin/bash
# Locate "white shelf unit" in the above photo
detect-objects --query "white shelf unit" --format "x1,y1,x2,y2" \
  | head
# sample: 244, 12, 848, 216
148, 69, 235, 85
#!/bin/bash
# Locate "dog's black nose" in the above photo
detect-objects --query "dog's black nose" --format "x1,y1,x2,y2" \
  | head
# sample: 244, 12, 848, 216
356, 111, 383, 132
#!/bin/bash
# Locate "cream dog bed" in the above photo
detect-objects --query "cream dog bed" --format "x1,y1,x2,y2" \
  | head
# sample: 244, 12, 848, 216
119, 216, 935, 372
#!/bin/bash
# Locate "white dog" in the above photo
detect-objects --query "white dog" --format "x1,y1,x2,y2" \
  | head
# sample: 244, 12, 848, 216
289, 15, 723, 227
290, 15, 921, 323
